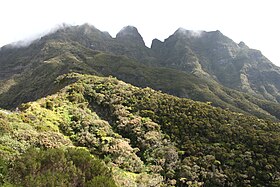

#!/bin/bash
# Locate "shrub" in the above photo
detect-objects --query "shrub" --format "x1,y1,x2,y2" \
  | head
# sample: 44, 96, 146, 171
8, 147, 116, 187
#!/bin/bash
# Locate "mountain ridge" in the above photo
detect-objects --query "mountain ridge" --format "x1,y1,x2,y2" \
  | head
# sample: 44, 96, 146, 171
1, 72, 280, 186
0, 23, 280, 121
0, 23, 280, 186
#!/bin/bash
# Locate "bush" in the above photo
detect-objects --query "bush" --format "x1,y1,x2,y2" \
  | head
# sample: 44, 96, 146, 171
8, 147, 116, 187
85, 176, 117, 187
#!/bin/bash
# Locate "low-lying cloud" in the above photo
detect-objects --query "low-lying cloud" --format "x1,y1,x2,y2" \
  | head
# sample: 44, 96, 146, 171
177, 27, 205, 38
2, 23, 72, 49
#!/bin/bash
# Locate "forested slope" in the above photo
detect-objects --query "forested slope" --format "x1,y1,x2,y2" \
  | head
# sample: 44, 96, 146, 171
1, 73, 279, 186
1, 24, 280, 121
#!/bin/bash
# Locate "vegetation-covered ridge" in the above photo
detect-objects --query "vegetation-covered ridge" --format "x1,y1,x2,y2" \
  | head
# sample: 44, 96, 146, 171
1, 73, 279, 186
1, 24, 280, 122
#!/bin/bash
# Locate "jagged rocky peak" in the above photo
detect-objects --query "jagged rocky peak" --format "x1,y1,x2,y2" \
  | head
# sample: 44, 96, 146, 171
200, 30, 240, 50
202, 30, 231, 42
79, 23, 97, 31
53, 23, 94, 34
173, 28, 230, 43
116, 25, 140, 37
151, 38, 163, 49
205, 30, 224, 36
116, 26, 145, 46
78, 23, 112, 38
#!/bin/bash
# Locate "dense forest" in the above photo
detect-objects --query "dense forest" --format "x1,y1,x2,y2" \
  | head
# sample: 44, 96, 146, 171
1, 73, 279, 186
1, 24, 280, 186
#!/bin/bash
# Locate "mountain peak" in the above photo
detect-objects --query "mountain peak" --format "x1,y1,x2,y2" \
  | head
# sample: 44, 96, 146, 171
174, 28, 205, 38
117, 25, 138, 35
151, 38, 163, 49
116, 26, 145, 46
78, 23, 112, 38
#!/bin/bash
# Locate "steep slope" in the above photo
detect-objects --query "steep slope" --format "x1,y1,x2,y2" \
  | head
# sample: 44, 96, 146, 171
0, 74, 164, 186
38, 24, 154, 62
1, 73, 280, 186
151, 28, 280, 102
0, 24, 280, 121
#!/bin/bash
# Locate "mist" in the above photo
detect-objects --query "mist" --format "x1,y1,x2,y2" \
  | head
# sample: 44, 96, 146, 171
1, 23, 72, 49
176, 28, 205, 38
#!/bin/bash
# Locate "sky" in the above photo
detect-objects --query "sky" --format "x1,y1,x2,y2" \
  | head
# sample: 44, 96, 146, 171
1, 0, 279, 66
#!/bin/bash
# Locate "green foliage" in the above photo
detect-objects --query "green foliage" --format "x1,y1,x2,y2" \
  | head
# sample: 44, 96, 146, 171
0, 157, 9, 185
0, 73, 280, 186
64, 73, 279, 186
8, 147, 116, 187
1, 27, 280, 122
85, 176, 117, 187
1, 23, 280, 187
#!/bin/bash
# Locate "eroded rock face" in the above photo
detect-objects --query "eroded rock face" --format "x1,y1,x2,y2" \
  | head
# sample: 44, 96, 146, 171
116, 26, 145, 46
150, 27, 280, 102
1, 23, 280, 120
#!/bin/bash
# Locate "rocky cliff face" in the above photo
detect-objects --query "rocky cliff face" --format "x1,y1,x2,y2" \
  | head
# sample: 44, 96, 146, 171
1, 24, 280, 187
151, 28, 280, 102
116, 26, 146, 46
1, 23, 280, 120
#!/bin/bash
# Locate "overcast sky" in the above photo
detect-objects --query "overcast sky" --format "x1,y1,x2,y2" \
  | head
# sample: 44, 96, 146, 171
1, 0, 279, 66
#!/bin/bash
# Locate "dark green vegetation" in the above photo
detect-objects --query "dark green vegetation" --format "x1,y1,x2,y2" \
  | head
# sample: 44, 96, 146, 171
5, 148, 116, 187
0, 24, 280, 121
1, 73, 279, 186
0, 24, 280, 186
